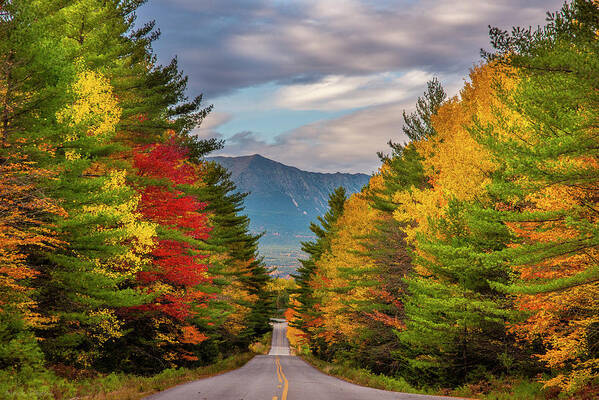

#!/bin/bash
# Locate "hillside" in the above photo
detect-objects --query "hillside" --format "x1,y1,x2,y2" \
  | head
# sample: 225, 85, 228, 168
207, 154, 370, 274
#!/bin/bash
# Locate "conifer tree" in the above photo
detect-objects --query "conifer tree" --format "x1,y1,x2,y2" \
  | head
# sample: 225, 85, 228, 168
0, 0, 221, 371
355, 175, 412, 375
191, 161, 274, 352
37, 69, 158, 368
374, 78, 446, 212
361, 79, 447, 379
393, 64, 522, 385
475, 0, 599, 390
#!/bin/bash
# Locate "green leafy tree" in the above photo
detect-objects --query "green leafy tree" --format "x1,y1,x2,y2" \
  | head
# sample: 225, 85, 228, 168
358, 79, 447, 379
0, 0, 221, 372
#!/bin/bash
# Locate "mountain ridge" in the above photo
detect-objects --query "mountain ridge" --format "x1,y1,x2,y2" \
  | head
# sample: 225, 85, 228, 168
206, 154, 371, 275
213, 153, 369, 176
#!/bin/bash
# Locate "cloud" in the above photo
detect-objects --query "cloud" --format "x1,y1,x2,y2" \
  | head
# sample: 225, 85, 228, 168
273, 70, 434, 111
200, 66, 468, 174
140, 0, 563, 97
194, 111, 232, 139
140, 0, 565, 173
211, 100, 414, 174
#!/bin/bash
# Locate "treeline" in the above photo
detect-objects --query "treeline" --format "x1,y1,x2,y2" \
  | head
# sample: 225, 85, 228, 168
0, 0, 272, 397
290, 1, 598, 396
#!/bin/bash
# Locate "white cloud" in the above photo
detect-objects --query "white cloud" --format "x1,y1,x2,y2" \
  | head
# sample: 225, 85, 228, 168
226, 0, 559, 83
143, 0, 565, 173
212, 100, 414, 174
203, 67, 465, 173
194, 111, 232, 139
273, 70, 433, 111
142, 0, 563, 96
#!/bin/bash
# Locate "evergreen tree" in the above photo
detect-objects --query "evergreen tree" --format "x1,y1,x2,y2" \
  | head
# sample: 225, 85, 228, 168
0, 1, 152, 367
0, 1, 83, 385
401, 77, 447, 143
193, 161, 274, 351
374, 78, 446, 212
480, 0, 599, 292
360, 79, 447, 379
393, 64, 524, 386
38, 69, 156, 368
357, 185, 412, 376
398, 200, 515, 385
474, 0, 599, 390
0, 0, 221, 371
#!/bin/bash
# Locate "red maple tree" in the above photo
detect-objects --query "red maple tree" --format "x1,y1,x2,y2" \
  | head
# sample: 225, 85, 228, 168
131, 140, 212, 336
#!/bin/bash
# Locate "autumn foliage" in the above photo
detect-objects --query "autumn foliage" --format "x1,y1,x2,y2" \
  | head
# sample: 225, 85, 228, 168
290, 1, 599, 396
0, 0, 272, 396
129, 141, 212, 358
0, 157, 61, 324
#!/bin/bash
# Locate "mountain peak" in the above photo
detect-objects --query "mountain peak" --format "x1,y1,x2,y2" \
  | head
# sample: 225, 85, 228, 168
246, 153, 282, 166
209, 154, 368, 176
206, 154, 371, 274
248, 153, 267, 160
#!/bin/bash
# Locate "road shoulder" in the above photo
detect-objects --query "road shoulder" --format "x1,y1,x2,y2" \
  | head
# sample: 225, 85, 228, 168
296, 353, 472, 399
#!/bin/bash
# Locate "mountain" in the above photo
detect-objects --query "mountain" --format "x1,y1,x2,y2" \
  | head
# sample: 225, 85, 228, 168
207, 154, 370, 275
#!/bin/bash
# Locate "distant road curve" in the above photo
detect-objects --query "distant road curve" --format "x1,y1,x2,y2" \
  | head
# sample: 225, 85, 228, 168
145, 321, 465, 400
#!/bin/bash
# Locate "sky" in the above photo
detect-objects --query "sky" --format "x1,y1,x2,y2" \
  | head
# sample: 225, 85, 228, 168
136, 0, 564, 174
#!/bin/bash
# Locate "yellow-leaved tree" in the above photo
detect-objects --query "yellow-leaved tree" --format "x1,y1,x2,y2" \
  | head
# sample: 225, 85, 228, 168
393, 63, 523, 383
37, 69, 157, 367
311, 192, 381, 351
393, 63, 514, 246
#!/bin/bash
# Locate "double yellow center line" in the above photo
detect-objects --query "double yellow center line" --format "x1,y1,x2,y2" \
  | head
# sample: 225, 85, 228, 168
273, 356, 289, 400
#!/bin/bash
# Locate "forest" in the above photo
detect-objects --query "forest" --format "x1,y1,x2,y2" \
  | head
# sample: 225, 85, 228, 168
289, 1, 599, 398
2, 0, 599, 399
0, 0, 274, 398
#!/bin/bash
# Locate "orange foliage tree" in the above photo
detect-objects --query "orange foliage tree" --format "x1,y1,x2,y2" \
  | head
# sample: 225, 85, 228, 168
478, 1, 599, 391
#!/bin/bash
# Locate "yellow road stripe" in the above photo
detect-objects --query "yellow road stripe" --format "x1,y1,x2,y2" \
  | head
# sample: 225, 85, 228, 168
274, 356, 289, 400
275, 356, 282, 384
279, 358, 289, 400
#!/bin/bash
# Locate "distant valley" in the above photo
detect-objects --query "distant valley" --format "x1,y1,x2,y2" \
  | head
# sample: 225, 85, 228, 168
207, 154, 370, 276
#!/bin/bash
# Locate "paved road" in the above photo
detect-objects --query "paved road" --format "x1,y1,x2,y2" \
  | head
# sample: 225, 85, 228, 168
269, 320, 290, 356
145, 321, 463, 400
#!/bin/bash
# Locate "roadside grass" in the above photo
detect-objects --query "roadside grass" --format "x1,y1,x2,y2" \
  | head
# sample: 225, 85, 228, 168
298, 352, 434, 396
0, 352, 255, 400
249, 331, 272, 355
73, 352, 255, 400
284, 313, 548, 399
1, 333, 274, 400
295, 347, 550, 400
70, 332, 274, 400
450, 378, 546, 399
286, 326, 432, 396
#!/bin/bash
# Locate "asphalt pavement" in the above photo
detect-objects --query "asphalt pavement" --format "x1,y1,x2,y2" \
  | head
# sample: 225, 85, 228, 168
145, 321, 464, 400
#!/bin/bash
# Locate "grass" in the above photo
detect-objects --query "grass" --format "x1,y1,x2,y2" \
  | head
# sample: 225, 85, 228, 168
283, 327, 553, 399
72, 352, 256, 400
249, 331, 272, 355
298, 353, 433, 396
298, 352, 552, 399
450, 378, 546, 399
69, 332, 275, 400
4, 329, 552, 400
0, 352, 255, 400
1, 333, 275, 400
